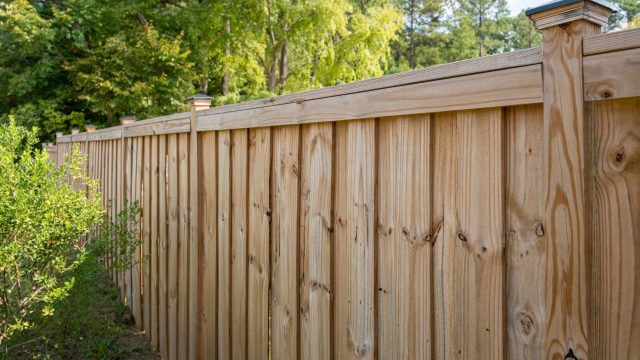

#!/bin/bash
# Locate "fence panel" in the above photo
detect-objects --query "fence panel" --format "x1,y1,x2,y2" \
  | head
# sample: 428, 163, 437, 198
53, 24, 640, 360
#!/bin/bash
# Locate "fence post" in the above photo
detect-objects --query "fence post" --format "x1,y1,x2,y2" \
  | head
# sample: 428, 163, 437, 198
186, 93, 213, 359
526, 1, 616, 358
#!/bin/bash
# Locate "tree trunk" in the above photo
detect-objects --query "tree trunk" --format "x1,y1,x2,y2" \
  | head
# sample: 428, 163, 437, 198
409, 0, 416, 68
222, 18, 231, 95
278, 39, 288, 93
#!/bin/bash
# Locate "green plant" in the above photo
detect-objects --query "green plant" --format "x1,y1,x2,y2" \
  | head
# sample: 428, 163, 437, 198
0, 118, 103, 349
90, 200, 143, 272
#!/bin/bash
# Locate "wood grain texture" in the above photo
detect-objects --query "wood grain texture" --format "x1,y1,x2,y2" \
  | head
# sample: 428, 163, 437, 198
583, 27, 640, 55
143, 136, 152, 335
334, 119, 376, 359
432, 109, 505, 359
178, 133, 189, 360
124, 138, 132, 309
123, 113, 191, 138
189, 108, 200, 360
588, 98, 640, 359
149, 136, 159, 347
583, 47, 640, 101
197, 65, 541, 132
157, 135, 169, 359
217, 130, 232, 359
200, 131, 217, 360
133, 138, 144, 330
299, 123, 333, 360
540, 20, 600, 359
167, 134, 179, 360
377, 114, 432, 359
271, 125, 301, 360
196, 47, 540, 118
231, 129, 248, 359
247, 127, 271, 360
505, 105, 545, 359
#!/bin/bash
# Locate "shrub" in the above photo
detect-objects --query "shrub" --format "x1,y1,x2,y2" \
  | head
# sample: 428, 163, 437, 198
0, 118, 103, 348
90, 200, 144, 273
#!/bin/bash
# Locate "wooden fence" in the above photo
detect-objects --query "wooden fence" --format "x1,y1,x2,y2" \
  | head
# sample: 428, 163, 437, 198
53, 3, 640, 359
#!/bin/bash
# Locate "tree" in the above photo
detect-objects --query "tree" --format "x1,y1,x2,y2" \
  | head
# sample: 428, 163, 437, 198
455, 0, 510, 57
393, 0, 444, 69
505, 11, 541, 51
66, 26, 195, 124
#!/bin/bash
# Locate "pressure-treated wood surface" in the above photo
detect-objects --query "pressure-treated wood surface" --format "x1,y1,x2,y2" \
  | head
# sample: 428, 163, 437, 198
199, 132, 217, 360
299, 123, 333, 360
334, 119, 376, 359
588, 98, 640, 359
59, 29, 640, 359
166, 134, 179, 360
540, 20, 599, 359
505, 105, 545, 360
216, 130, 231, 359
230, 129, 248, 359
377, 114, 432, 359
247, 127, 271, 359
271, 125, 300, 360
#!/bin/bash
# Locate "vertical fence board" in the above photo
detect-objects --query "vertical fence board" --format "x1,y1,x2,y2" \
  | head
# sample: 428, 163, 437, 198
247, 127, 271, 359
178, 133, 190, 360
377, 114, 432, 359
129, 138, 143, 329
143, 136, 152, 334
433, 109, 505, 359
334, 119, 376, 359
589, 98, 640, 359
158, 135, 169, 359
118, 137, 125, 302
150, 136, 159, 347
505, 104, 545, 359
231, 129, 248, 359
124, 138, 133, 309
167, 134, 179, 360
271, 125, 300, 360
456, 109, 504, 359
217, 130, 232, 359
200, 131, 218, 359
299, 123, 333, 360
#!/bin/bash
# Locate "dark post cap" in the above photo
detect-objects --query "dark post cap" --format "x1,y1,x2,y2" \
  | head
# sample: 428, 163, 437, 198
185, 94, 214, 102
525, 0, 618, 17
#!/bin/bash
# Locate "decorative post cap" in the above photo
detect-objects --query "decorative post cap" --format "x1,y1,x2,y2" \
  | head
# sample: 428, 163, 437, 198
56, 131, 63, 138
71, 128, 80, 134
526, 0, 618, 29
85, 124, 97, 132
120, 116, 137, 125
186, 93, 213, 111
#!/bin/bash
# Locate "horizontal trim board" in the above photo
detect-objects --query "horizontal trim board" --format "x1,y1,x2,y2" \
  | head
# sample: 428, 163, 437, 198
584, 47, 640, 101
123, 116, 191, 137
197, 47, 542, 118
197, 64, 543, 131
583, 28, 640, 55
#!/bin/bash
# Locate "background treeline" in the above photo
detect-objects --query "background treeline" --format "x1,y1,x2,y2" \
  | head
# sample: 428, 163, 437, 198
1, 0, 638, 141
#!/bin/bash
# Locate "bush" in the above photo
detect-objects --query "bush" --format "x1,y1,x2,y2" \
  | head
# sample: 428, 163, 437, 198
90, 200, 144, 273
0, 119, 103, 348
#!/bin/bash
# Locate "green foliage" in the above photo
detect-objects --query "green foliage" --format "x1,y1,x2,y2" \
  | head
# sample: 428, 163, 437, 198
1, 0, 562, 139
67, 26, 194, 123
0, 119, 103, 346
90, 201, 143, 273
1, 251, 156, 359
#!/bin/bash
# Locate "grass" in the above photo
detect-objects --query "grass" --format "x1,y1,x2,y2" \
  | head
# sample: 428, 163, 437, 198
1, 252, 158, 360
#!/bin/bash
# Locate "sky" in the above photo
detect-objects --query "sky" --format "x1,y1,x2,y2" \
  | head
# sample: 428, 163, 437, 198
508, 0, 542, 15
